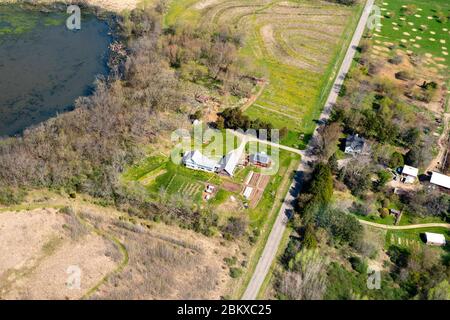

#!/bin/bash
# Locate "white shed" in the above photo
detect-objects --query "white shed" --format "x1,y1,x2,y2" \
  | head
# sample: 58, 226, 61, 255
402, 165, 418, 177
424, 232, 446, 246
243, 186, 253, 199
430, 172, 450, 189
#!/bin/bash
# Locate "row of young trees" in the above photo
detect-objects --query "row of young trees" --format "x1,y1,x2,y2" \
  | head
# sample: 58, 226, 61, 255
277, 163, 365, 300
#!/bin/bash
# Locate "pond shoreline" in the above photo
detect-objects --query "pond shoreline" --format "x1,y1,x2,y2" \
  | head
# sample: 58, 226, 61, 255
0, 0, 137, 13
0, 2, 128, 137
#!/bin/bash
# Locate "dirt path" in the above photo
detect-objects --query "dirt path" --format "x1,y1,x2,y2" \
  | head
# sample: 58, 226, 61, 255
359, 220, 450, 230
426, 113, 450, 173
241, 81, 268, 112
229, 130, 304, 156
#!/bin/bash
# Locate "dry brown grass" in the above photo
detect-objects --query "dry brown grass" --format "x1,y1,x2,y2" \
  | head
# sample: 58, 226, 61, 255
0, 191, 239, 300
0, 208, 117, 299
86, 212, 232, 300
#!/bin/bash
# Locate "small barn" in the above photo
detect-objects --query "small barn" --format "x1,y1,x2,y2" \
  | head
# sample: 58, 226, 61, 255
249, 152, 271, 167
424, 232, 446, 246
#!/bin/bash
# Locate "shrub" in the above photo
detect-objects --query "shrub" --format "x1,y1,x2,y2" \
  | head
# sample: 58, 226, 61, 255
389, 152, 404, 168
388, 55, 403, 65
395, 70, 413, 81
224, 256, 237, 267
229, 267, 243, 278
0, 187, 27, 206
349, 256, 367, 274
223, 216, 247, 239
380, 207, 389, 218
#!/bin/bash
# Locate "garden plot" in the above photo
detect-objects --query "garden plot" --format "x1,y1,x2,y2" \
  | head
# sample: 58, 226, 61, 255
165, 174, 204, 201
243, 171, 270, 208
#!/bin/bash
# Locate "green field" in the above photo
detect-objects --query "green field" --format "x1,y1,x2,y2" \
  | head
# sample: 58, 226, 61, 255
374, 0, 449, 62
386, 227, 450, 249
370, 0, 450, 95
165, 0, 365, 147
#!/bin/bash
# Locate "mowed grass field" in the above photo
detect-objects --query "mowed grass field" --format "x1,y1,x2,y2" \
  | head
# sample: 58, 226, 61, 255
373, 0, 449, 68
165, 0, 364, 147
385, 227, 450, 251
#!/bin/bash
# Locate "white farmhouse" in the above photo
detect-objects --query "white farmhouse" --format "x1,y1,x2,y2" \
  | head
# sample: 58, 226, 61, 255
218, 148, 244, 177
182, 150, 219, 173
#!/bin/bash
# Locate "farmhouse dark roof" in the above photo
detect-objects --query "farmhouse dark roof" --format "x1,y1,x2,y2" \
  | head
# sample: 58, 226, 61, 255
249, 152, 271, 164
345, 134, 365, 153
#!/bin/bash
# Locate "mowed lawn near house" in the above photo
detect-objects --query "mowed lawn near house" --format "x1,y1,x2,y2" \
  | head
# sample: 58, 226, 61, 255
165, 0, 365, 148
122, 145, 300, 229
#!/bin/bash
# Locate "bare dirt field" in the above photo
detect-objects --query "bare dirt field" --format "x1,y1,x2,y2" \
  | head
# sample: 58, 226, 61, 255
243, 172, 270, 208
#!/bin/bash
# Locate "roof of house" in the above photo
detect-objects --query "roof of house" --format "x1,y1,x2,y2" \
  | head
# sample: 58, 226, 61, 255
402, 165, 419, 177
430, 172, 450, 189
183, 150, 218, 169
424, 232, 446, 244
219, 148, 244, 176
345, 134, 365, 153
249, 152, 271, 164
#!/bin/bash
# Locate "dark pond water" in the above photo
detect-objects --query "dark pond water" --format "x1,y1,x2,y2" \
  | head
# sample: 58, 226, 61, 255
0, 5, 111, 136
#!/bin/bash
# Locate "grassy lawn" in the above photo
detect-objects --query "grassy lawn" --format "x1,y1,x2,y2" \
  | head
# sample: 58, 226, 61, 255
239, 1, 365, 148
386, 227, 450, 249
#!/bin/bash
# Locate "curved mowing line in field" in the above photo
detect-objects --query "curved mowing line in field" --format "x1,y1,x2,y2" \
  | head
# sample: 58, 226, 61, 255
77, 212, 129, 300
172, 0, 360, 136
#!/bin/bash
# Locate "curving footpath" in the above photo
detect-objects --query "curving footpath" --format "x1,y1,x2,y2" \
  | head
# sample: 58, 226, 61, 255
242, 0, 375, 300
358, 219, 450, 230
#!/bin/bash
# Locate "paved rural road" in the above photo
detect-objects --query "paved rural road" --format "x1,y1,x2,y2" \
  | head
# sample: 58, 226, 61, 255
241, 0, 375, 300
358, 220, 450, 230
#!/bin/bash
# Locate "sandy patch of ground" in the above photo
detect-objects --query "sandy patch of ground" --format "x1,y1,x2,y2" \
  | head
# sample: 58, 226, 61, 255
376, 50, 446, 114
193, 0, 220, 10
